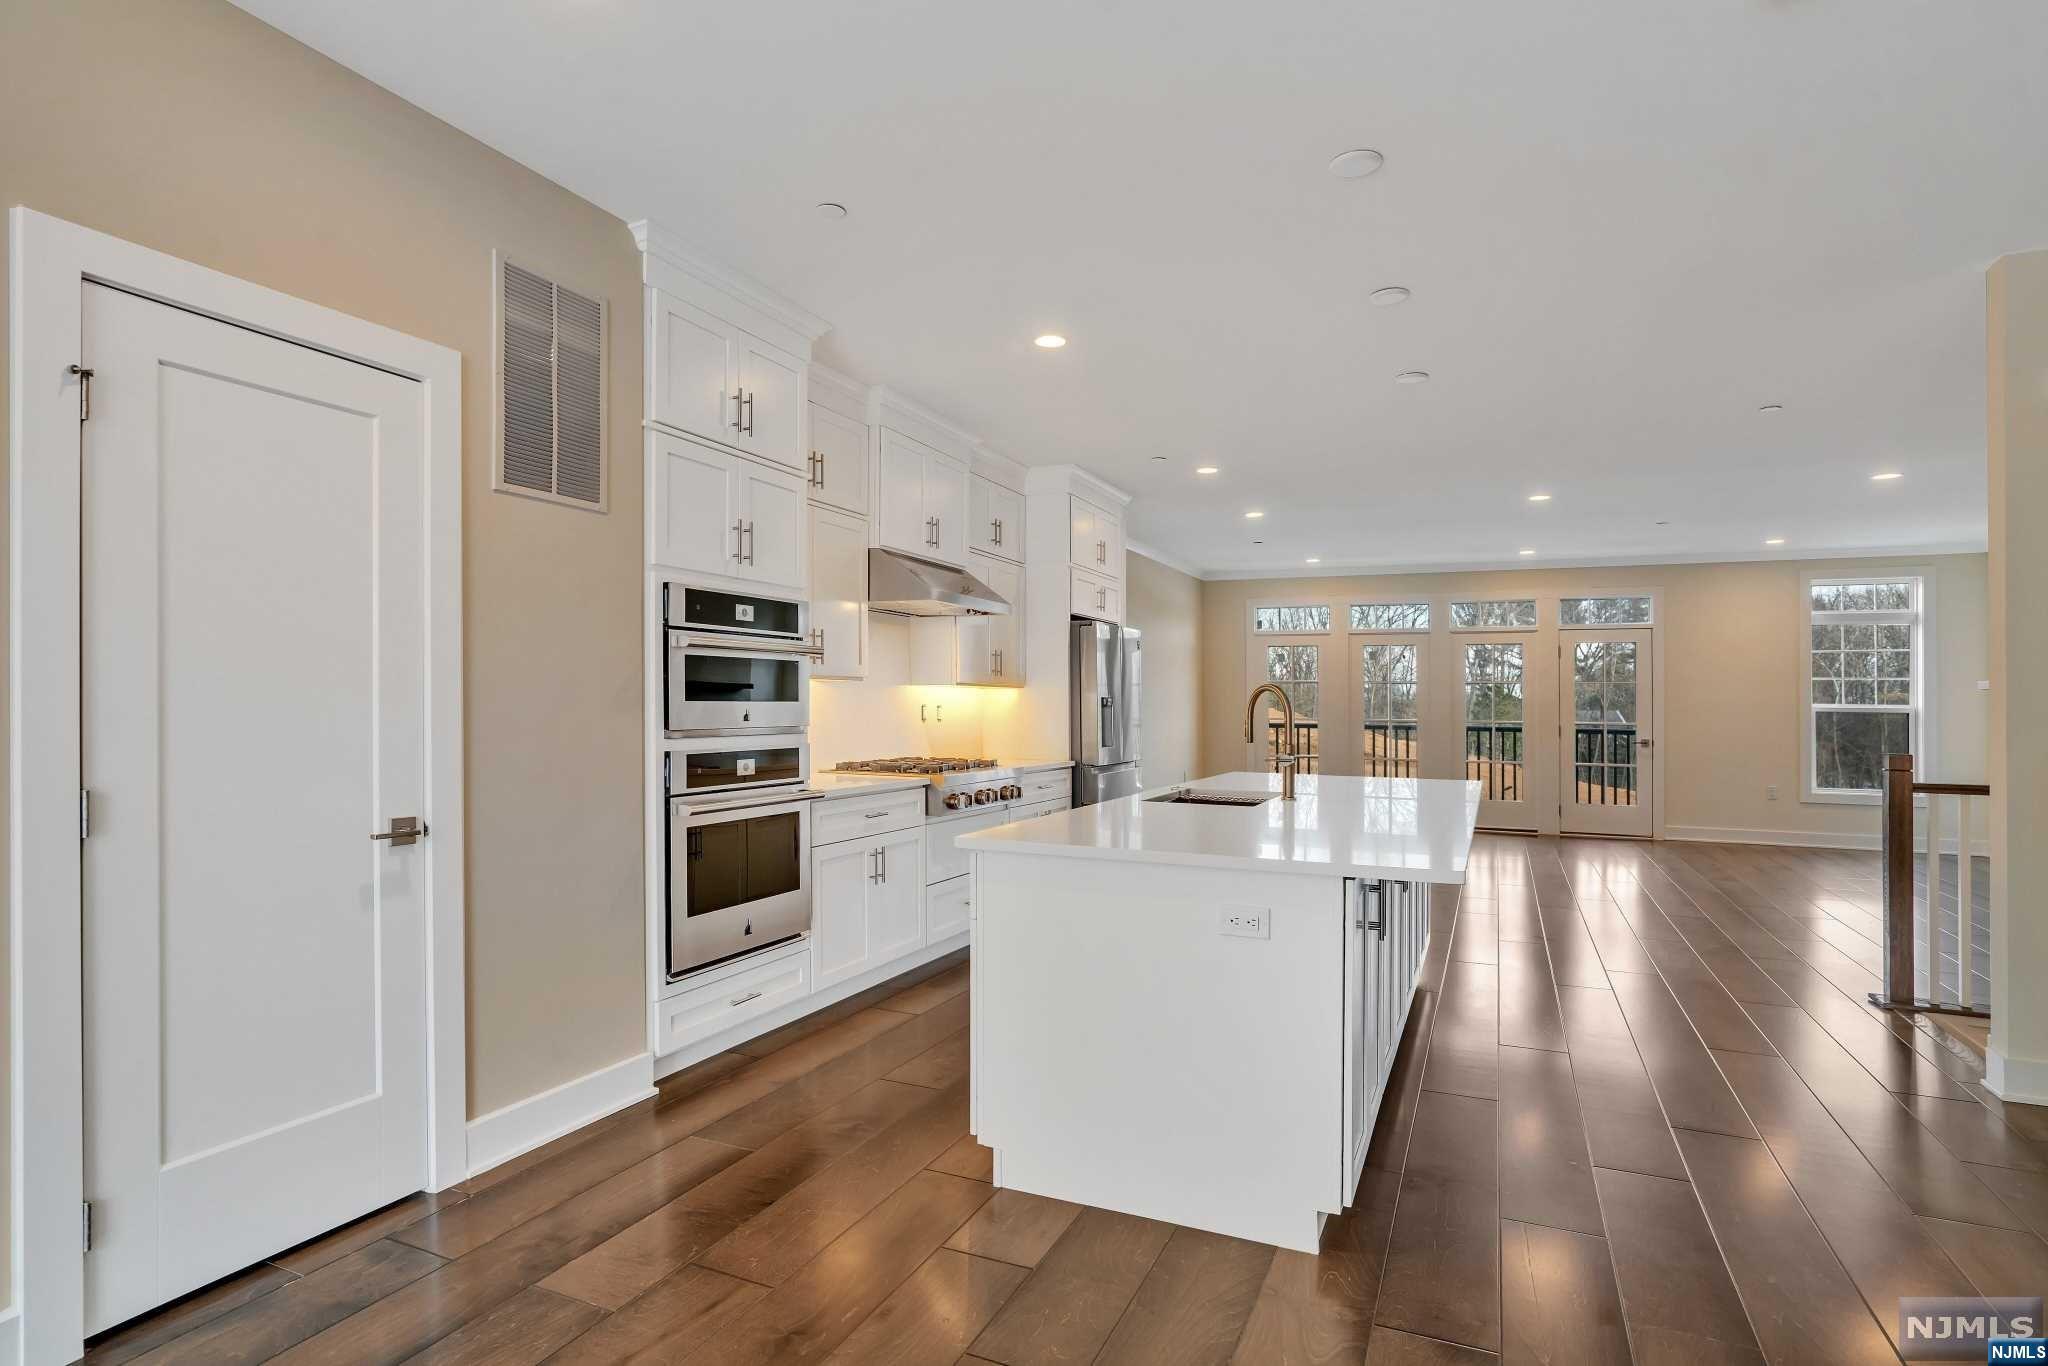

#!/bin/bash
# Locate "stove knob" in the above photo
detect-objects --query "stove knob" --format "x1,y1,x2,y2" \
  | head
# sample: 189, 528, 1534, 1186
999, 784, 1022, 800
945, 792, 970, 811
973, 788, 996, 805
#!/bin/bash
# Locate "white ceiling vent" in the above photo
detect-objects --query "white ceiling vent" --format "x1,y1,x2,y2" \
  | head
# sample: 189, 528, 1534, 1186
495, 254, 607, 511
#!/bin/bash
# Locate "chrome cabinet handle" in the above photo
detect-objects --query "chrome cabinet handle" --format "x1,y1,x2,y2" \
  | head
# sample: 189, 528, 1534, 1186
809, 451, 820, 487
370, 816, 427, 845
865, 809, 889, 819
741, 390, 755, 436
732, 520, 744, 562
1097, 538, 1106, 564
730, 392, 744, 432
992, 517, 1002, 546
729, 989, 762, 1007
742, 520, 756, 565
879, 845, 888, 882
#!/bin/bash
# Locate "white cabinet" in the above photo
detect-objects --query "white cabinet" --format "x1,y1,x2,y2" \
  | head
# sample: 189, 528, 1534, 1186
956, 553, 1024, 687
648, 287, 806, 474
1068, 496, 1123, 578
875, 429, 969, 567
653, 431, 807, 592
1070, 566, 1121, 623
1340, 880, 1428, 1204
927, 877, 972, 942
807, 505, 869, 680
655, 940, 811, 1057
807, 402, 869, 516
968, 476, 1025, 562
811, 826, 925, 991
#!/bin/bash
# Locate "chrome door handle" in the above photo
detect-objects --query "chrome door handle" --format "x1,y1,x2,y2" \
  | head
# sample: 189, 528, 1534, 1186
1637, 738, 1653, 749
730, 392, 744, 432
729, 989, 762, 1007
371, 816, 427, 846
1097, 538, 1106, 564
809, 451, 819, 487
732, 520, 744, 562
742, 520, 756, 565
879, 845, 888, 882
742, 390, 755, 436
992, 517, 1002, 546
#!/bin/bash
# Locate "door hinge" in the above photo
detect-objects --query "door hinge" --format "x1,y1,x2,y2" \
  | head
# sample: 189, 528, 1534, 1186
70, 364, 95, 421
80, 788, 91, 840
82, 1200, 94, 1252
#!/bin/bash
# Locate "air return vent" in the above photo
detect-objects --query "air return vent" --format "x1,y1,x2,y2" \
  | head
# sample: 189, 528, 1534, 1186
495, 254, 607, 510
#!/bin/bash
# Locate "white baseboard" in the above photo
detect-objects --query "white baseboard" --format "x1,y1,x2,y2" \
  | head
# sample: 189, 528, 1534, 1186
0, 1306, 19, 1366
654, 932, 969, 1081
465, 1051, 656, 1179
1666, 824, 1991, 857
1986, 1047, 2048, 1106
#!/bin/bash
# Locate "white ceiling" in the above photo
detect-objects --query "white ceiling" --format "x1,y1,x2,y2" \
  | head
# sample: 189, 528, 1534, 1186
232, 0, 2044, 576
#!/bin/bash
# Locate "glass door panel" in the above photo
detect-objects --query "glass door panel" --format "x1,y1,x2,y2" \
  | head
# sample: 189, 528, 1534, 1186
1457, 635, 1552, 829
1259, 641, 1324, 775
1559, 629, 1653, 837
1359, 640, 1423, 778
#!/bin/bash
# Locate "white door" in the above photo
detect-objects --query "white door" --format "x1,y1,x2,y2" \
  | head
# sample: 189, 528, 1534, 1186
925, 455, 969, 568
735, 332, 804, 473
1559, 630, 1654, 838
1355, 636, 1429, 779
811, 839, 875, 989
81, 284, 430, 1330
875, 432, 929, 557
734, 459, 807, 592
654, 432, 741, 577
867, 829, 925, 964
651, 290, 737, 443
808, 505, 868, 679
807, 404, 868, 517
1456, 635, 1553, 830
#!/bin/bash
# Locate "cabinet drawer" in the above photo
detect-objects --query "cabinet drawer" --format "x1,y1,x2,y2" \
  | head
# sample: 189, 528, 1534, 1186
1019, 769, 1071, 803
657, 943, 810, 1055
927, 875, 973, 942
924, 807, 1014, 884
813, 787, 924, 845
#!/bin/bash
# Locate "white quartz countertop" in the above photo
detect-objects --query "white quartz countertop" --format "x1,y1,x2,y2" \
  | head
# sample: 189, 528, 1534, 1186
956, 771, 1482, 883
803, 772, 931, 799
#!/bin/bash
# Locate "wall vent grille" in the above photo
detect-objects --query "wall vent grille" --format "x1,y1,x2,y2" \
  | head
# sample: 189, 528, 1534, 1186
495, 254, 607, 510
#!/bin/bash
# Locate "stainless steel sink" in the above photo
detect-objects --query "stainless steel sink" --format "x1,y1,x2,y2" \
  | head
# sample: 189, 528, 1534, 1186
1146, 789, 1274, 807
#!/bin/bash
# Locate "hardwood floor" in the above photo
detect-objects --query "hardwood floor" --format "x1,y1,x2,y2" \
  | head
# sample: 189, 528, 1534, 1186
86, 839, 2048, 1365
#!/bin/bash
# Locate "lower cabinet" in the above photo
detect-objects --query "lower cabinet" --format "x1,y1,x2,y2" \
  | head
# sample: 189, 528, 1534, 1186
1341, 879, 1429, 1202
927, 875, 973, 941
812, 825, 925, 991
655, 939, 812, 1057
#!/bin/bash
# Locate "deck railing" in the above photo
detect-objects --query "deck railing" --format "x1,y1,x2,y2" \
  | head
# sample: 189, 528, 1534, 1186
1871, 752, 1991, 1019
1264, 721, 1538, 799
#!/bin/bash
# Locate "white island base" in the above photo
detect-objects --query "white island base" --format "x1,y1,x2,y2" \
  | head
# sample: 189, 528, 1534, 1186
963, 774, 1472, 1253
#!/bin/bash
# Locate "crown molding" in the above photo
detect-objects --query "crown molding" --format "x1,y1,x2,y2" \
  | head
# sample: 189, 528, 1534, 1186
1195, 540, 1989, 581
1126, 540, 1204, 578
628, 219, 832, 342
807, 360, 868, 408
867, 384, 983, 452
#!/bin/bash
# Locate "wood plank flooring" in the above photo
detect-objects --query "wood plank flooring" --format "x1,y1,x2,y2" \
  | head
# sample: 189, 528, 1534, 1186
86, 839, 2048, 1365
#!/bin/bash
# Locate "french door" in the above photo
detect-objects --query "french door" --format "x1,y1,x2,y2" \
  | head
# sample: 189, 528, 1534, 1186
1558, 629, 1654, 837
1455, 634, 1555, 830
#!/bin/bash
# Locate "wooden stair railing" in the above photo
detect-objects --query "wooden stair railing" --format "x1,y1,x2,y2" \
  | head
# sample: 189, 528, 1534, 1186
1871, 752, 1992, 1018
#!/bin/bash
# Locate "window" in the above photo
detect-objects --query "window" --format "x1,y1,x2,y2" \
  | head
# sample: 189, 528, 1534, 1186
1571, 640, 1640, 806
1464, 642, 1525, 800
1451, 598, 1537, 629
1805, 575, 1923, 799
1351, 602, 1431, 632
1262, 644, 1320, 773
1360, 643, 1420, 777
1254, 605, 1330, 633
1560, 595, 1652, 626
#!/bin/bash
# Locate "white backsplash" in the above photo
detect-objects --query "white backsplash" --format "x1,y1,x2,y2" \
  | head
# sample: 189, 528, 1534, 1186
810, 615, 1022, 768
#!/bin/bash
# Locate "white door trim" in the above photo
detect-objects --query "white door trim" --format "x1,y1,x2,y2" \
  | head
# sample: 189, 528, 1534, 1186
7, 207, 467, 1365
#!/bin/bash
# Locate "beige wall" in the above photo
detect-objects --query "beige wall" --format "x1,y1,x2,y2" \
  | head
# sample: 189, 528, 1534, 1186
1127, 552, 1203, 786
2, 0, 651, 1299
1199, 555, 1989, 841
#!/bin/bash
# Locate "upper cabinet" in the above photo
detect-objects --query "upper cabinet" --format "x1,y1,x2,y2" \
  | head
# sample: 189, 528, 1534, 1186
651, 430, 807, 594
875, 428, 968, 568
636, 220, 830, 482
806, 401, 868, 517
1068, 496, 1124, 579
807, 503, 868, 679
968, 475, 1026, 563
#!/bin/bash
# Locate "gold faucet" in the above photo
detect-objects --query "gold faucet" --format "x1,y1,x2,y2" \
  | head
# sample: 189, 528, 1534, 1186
1243, 683, 1299, 800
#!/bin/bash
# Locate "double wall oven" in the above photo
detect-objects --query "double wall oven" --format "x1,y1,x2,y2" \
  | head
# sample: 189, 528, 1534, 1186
663, 584, 818, 980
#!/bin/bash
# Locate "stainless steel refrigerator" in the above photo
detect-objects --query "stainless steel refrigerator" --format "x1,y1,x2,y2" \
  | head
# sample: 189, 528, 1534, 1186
1071, 620, 1142, 805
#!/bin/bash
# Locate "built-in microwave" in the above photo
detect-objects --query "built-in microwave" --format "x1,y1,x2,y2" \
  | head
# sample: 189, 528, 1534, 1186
662, 583, 816, 736
665, 755, 812, 979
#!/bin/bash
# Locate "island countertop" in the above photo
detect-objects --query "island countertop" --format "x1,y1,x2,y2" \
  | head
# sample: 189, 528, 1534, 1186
956, 770, 1481, 883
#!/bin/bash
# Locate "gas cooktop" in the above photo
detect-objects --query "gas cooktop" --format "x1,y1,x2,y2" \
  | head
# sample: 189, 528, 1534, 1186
835, 757, 1023, 814
834, 756, 1002, 775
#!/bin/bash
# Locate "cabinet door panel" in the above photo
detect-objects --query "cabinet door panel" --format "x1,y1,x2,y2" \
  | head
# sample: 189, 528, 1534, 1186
652, 292, 737, 443
736, 333, 804, 473
968, 476, 1000, 558
875, 432, 929, 557
808, 505, 868, 679
654, 433, 739, 577
986, 483, 1025, 561
812, 840, 874, 990
926, 454, 969, 568
808, 404, 869, 516
1069, 497, 1098, 569
927, 877, 972, 942
868, 829, 925, 964
1097, 507, 1124, 578
979, 555, 1023, 686
735, 460, 807, 592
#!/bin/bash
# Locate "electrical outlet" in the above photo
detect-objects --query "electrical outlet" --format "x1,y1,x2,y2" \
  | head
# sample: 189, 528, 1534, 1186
1766, 784, 1778, 801
1219, 905, 1270, 939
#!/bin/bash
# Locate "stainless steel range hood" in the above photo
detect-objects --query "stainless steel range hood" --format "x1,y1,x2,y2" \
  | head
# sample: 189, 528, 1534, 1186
867, 548, 1011, 617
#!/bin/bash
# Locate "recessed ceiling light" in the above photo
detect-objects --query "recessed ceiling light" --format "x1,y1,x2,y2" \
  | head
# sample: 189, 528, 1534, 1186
1244, 510, 1265, 519
1871, 471, 1903, 481
1195, 465, 1220, 475
1150, 456, 1168, 463
815, 202, 848, 219
1034, 334, 1066, 349
1758, 404, 1783, 414
1394, 370, 1430, 385
1765, 537, 1786, 545
1369, 286, 1411, 307
1328, 149, 1385, 179
1655, 520, 1671, 526
1252, 539, 1265, 546
1518, 548, 1536, 556
1527, 493, 1552, 503
1305, 557, 1322, 564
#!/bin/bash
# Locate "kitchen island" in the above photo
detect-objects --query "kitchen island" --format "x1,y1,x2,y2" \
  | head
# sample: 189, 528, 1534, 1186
957, 770, 1480, 1252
